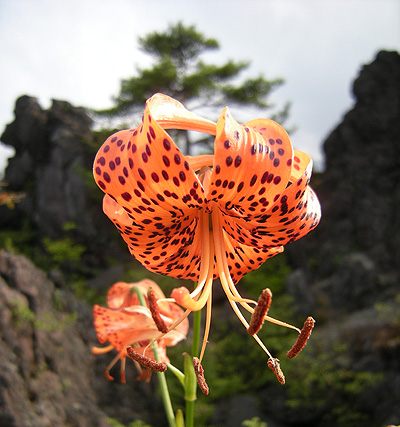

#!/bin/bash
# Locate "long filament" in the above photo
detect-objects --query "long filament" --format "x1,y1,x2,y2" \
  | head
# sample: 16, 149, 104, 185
216, 211, 301, 333
199, 275, 213, 363
212, 208, 274, 359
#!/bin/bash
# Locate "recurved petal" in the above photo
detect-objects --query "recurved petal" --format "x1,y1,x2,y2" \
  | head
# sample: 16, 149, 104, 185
106, 281, 137, 309
223, 229, 283, 283
93, 116, 206, 227
122, 306, 188, 346
146, 93, 216, 134
93, 97, 211, 278
247, 151, 321, 246
220, 149, 320, 249
133, 342, 170, 364
93, 305, 160, 350
208, 110, 293, 219
104, 197, 203, 279
290, 150, 312, 182
106, 279, 161, 309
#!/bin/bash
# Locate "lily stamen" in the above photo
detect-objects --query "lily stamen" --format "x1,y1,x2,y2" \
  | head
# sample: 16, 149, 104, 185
147, 288, 169, 333
267, 358, 285, 385
247, 288, 273, 335
126, 347, 167, 372
199, 289, 213, 362
144, 308, 192, 353
193, 357, 209, 395
103, 349, 125, 382
287, 316, 315, 359
120, 357, 127, 384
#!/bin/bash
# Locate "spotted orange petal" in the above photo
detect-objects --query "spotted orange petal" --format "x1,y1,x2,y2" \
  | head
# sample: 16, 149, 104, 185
93, 305, 156, 349
106, 279, 163, 309
94, 97, 212, 280
223, 227, 284, 283
208, 110, 293, 219
221, 148, 320, 249
93, 305, 187, 350
144, 93, 216, 134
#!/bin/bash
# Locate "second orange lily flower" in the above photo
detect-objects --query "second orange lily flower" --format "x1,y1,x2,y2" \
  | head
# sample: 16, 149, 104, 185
92, 279, 188, 382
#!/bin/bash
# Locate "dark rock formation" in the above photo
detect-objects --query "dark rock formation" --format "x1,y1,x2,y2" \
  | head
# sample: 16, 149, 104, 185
0, 250, 165, 427
284, 50, 400, 426
288, 50, 400, 314
0, 96, 101, 241
0, 96, 129, 276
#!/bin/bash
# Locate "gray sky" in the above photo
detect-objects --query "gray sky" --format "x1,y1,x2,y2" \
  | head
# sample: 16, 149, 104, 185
1, 0, 399, 174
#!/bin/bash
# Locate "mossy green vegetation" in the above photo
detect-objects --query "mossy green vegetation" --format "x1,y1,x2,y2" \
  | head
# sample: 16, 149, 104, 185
283, 339, 384, 427
107, 417, 152, 427
242, 417, 268, 427
9, 299, 77, 332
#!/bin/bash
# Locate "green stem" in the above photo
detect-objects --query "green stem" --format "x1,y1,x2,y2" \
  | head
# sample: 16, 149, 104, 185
192, 309, 202, 358
185, 308, 202, 427
185, 399, 194, 427
153, 345, 177, 427
132, 286, 176, 427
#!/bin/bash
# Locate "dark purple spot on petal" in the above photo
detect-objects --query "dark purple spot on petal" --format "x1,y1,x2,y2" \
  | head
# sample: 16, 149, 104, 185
161, 155, 170, 167
138, 168, 146, 180
163, 139, 171, 151
174, 154, 181, 165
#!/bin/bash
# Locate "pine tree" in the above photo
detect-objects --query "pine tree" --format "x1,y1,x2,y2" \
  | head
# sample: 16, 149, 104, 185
97, 22, 289, 154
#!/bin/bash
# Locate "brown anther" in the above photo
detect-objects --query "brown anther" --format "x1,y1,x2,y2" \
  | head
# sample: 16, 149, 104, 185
287, 316, 315, 359
147, 288, 169, 333
193, 357, 209, 395
267, 358, 285, 385
104, 370, 114, 381
126, 347, 167, 372
120, 371, 126, 384
247, 288, 272, 335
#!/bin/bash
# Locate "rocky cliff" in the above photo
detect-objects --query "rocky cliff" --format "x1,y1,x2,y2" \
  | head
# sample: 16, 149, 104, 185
0, 97, 96, 239
286, 50, 400, 314
284, 50, 400, 425
0, 250, 165, 426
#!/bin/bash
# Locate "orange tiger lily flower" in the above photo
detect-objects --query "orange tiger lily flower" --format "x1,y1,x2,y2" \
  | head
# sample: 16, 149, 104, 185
92, 279, 188, 383
93, 94, 320, 374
